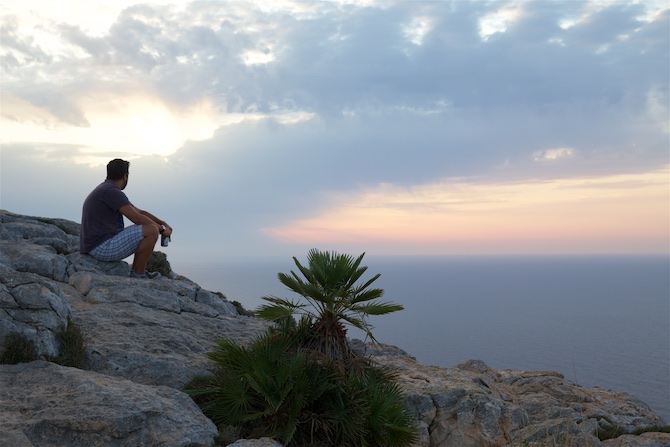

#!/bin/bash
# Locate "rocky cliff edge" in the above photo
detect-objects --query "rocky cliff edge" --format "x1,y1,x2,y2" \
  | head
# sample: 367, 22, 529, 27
0, 210, 667, 447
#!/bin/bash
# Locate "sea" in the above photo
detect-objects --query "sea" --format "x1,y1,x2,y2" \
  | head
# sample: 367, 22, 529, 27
175, 254, 670, 423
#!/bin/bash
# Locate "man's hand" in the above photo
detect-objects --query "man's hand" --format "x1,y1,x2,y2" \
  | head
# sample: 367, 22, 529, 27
162, 223, 173, 238
120, 205, 171, 238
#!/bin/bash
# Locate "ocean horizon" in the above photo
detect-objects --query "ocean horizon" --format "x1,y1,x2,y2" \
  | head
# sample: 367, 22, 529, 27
175, 253, 669, 422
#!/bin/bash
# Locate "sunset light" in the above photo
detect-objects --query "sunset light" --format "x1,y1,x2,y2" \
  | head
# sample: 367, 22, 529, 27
265, 168, 669, 254
1, 1, 667, 431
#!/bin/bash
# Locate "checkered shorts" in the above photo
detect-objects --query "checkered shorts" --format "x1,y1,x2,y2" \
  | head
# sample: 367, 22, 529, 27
89, 225, 144, 261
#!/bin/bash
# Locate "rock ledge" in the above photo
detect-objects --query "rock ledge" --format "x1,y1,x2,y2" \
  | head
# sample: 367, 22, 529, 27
0, 210, 666, 447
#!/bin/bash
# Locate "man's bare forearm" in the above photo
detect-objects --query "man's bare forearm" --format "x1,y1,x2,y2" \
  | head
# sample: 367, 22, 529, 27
139, 209, 167, 227
138, 209, 173, 237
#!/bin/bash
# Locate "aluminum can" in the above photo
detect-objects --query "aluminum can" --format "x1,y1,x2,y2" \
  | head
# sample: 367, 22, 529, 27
161, 235, 170, 247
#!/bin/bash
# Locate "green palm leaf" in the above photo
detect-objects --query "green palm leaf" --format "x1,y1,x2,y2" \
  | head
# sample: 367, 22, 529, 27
354, 301, 404, 315
255, 249, 404, 365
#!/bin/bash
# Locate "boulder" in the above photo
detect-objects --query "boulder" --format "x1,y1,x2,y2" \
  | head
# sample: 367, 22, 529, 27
66, 252, 131, 277
0, 211, 79, 255
602, 433, 670, 447
363, 344, 667, 447
0, 240, 71, 282
1, 210, 667, 447
0, 361, 217, 447
61, 272, 269, 388
0, 264, 71, 359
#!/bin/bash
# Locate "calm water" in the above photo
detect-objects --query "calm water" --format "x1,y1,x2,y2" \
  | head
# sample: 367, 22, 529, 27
177, 255, 669, 422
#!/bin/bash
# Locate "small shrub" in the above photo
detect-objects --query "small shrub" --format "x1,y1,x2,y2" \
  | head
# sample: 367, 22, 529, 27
211, 292, 259, 317
632, 425, 670, 435
0, 333, 38, 364
185, 326, 417, 446
186, 329, 335, 444
596, 423, 626, 440
596, 423, 670, 441
147, 251, 172, 277
188, 250, 417, 446
212, 291, 227, 300
51, 319, 86, 368
230, 300, 255, 317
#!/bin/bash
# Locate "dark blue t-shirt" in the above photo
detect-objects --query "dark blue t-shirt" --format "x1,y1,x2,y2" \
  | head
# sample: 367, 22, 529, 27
80, 180, 132, 253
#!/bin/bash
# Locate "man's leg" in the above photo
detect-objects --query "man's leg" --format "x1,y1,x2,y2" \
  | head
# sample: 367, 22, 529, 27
89, 225, 145, 262
131, 224, 160, 275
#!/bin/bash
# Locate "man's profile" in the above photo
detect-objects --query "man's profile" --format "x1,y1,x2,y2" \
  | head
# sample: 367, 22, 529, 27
80, 158, 173, 279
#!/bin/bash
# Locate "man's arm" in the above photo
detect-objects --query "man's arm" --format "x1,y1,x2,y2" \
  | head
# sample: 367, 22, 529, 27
119, 205, 173, 237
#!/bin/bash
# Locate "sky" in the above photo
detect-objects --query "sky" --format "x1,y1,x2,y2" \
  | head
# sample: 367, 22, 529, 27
1, 0, 668, 266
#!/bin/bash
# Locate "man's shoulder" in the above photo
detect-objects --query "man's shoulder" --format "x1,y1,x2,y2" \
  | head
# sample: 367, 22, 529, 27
97, 181, 125, 195
90, 180, 114, 192
88, 181, 130, 203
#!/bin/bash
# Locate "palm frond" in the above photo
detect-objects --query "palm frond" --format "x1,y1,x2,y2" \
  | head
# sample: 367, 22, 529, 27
255, 297, 302, 322
264, 249, 405, 365
356, 273, 381, 294
351, 287, 385, 304
353, 301, 404, 316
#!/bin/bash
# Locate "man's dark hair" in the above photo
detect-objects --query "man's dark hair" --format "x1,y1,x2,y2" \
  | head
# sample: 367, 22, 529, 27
106, 159, 130, 180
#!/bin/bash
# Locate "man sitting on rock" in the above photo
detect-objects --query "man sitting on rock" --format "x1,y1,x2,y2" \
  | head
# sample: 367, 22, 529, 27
80, 158, 173, 279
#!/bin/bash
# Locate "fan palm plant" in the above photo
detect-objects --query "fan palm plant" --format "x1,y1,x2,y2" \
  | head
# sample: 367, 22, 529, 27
256, 249, 404, 364
184, 323, 418, 446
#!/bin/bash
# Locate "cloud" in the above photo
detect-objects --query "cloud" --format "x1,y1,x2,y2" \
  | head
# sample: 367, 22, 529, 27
4, 1, 667, 135
263, 167, 670, 255
534, 148, 575, 162
1, 0, 668, 258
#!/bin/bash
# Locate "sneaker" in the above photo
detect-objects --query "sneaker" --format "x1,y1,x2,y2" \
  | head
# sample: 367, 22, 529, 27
129, 271, 161, 279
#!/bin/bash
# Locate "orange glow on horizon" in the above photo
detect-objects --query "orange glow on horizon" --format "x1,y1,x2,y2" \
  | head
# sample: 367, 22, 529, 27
264, 168, 670, 254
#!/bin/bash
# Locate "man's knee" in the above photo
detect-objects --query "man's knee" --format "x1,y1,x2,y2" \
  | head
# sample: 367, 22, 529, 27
142, 224, 160, 241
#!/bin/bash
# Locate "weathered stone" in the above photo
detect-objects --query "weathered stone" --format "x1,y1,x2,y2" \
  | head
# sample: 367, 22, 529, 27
1, 210, 668, 447
602, 432, 670, 447
147, 250, 172, 277
61, 273, 269, 388
367, 346, 667, 447
195, 288, 239, 316
0, 265, 71, 358
0, 240, 71, 282
226, 438, 284, 447
0, 211, 79, 254
0, 361, 217, 447
66, 252, 131, 277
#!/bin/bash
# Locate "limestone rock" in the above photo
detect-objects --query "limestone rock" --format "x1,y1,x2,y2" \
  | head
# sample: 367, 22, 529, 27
0, 210, 79, 255
226, 439, 284, 447
62, 271, 269, 388
0, 240, 71, 282
366, 344, 666, 447
1, 210, 667, 447
0, 361, 217, 447
66, 252, 131, 277
603, 432, 670, 447
0, 264, 71, 358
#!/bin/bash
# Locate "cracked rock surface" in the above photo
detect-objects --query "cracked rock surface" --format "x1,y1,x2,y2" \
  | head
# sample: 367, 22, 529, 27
0, 210, 666, 447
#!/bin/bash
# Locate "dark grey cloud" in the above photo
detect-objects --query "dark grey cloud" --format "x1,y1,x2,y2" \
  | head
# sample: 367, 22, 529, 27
5, 1, 667, 127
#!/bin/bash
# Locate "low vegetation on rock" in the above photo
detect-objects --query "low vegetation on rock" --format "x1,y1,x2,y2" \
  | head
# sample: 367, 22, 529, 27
146, 250, 173, 277
0, 333, 38, 364
0, 319, 86, 369
51, 319, 86, 369
2, 211, 668, 447
186, 249, 417, 446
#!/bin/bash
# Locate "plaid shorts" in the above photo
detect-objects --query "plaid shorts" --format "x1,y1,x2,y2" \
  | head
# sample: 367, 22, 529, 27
89, 225, 144, 261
